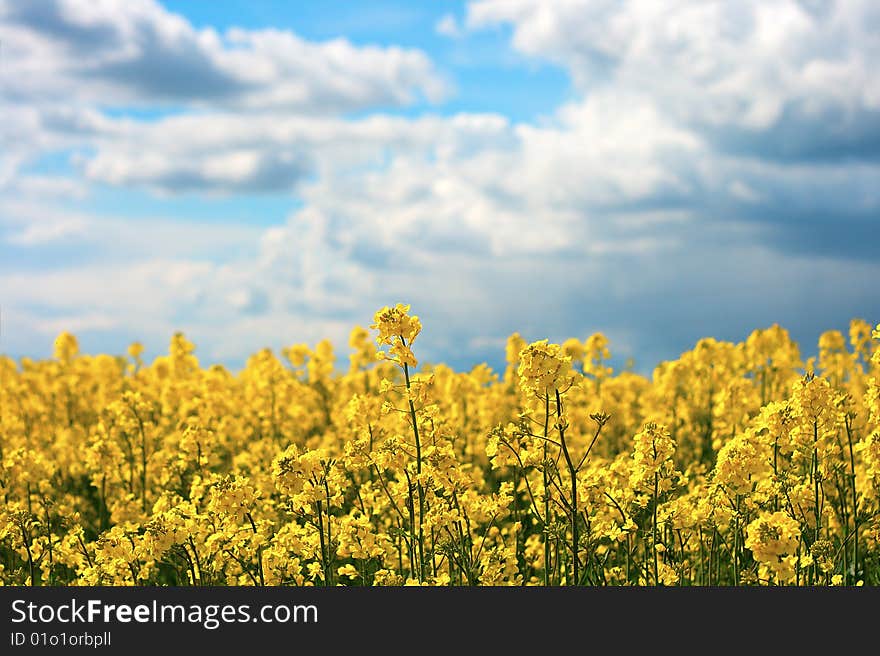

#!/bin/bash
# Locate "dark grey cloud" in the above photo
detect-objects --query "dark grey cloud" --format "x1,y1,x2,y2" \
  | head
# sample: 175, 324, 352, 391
4, 0, 121, 51
96, 42, 254, 103
408, 242, 880, 375
735, 208, 880, 261
702, 104, 880, 163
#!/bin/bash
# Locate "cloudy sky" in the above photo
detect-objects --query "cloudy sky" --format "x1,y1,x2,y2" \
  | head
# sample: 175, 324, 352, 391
2, 0, 878, 373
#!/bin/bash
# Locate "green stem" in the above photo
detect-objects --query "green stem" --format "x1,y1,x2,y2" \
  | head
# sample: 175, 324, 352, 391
400, 336, 425, 582
845, 415, 859, 583
652, 473, 659, 585
42, 502, 54, 584
543, 394, 550, 585
555, 389, 578, 586
246, 512, 265, 586
187, 537, 202, 586
315, 500, 329, 586
733, 495, 740, 586
812, 421, 821, 542
20, 525, 35, 586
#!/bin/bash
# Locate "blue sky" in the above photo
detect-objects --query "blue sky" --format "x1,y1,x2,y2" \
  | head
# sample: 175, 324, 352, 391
1, 0, 878, 374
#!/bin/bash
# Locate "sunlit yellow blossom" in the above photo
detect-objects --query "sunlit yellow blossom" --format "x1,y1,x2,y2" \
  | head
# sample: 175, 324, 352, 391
53, 332, 79, 364
745, 512, 800, 582
516, 340, 574, 402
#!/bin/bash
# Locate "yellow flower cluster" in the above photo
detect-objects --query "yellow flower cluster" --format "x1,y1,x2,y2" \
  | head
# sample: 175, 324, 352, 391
371, 303, 422, 368
745, 511, 801, 581
1, 313, 879, 586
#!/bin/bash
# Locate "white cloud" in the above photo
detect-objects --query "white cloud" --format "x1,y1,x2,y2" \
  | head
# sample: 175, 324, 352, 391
3, 174, 87, 201
3, 259, 212, 325
467, 0, 880, 158
5, 216, 88, 246
435, 14, 462, 38
0, 198, 263, 256
0, 0, 448, 112
1, 200, 90, 245
34, 313, 121, 335
82, 111, 515, 194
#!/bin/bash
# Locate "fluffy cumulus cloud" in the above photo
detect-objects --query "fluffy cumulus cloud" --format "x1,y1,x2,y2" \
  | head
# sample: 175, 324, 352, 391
82, 112, 515, 194
0, 0, 447, 110
468, 0, 880, 151
2, 0, 879, 372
